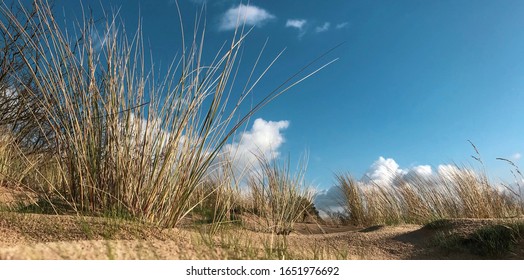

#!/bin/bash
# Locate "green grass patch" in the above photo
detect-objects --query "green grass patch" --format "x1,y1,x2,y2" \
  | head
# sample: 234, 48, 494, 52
432, 222, 524, 258
467, 224, 522, 257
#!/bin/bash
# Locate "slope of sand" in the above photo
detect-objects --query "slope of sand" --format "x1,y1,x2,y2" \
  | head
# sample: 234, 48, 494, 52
1, 210, 524, 260
0, 211, 405, 259
1, 186, 523, 259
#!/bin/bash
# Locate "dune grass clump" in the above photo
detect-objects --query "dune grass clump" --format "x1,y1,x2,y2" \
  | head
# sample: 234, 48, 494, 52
336, 166, 523, 227
0, 0, 333, 227
0, 130, 24, 187
190, 159, 244, 234
247, 155, 314, 234
0, 0, 53, 194
0, 127, 60, 210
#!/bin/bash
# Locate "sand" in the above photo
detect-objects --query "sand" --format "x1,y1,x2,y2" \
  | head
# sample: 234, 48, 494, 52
1, 185, 523, 259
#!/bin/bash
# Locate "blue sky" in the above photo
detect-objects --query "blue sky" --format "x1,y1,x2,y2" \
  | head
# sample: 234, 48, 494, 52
53, 0, 524, 193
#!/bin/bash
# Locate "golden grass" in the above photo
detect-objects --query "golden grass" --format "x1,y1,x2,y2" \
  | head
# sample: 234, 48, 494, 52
0, 0, 334, 228
247, 154, 314, 234
336, 167, 523, 226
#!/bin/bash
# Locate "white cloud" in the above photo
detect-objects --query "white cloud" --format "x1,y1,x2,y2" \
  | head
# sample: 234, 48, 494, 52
314, 156, 494, 215
315, 22, 330, 33
437, 164, 479, 182
437, 164, 461, 177
286, 19, 306, 30
335, 22, 348, 29
362, 156, 403, 185
401, 164, 433, 183
512, 153, 522, 161
223, 118, 289, 171
285, 19, 307, 38
361, 157, 440, 185
316, 157, 439, 213
219, 4, 275, 31
411, 165, 433, 177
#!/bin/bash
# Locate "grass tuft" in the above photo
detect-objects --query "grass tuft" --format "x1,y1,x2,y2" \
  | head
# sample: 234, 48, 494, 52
247, 154, 314, 235
0, 0, 328, 228
336, 166, 522, 227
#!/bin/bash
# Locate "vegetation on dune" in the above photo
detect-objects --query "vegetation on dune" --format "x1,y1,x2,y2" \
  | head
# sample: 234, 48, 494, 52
430, 220, 524, 258
335, 166, 523, 227
246, 154, 315, 235
0, 0, 325, 229
1, 0, 524, 260
328, 143, 522, 228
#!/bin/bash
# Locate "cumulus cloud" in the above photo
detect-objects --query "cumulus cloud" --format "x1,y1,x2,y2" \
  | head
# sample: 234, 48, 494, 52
315, 156, 442, 214
362, 156, 404, 185
335, 22, 349, 29
123, 116, 289, 183
286, 19, 306, 30
223, 118, 289, 171
362, 157, 447, 185
412, 165, 433, 176
314, 155, 493, 216
437, 164, 462, 177
402, 165, 433, 182
219, 4, 275, 31
315, 22, 330, 33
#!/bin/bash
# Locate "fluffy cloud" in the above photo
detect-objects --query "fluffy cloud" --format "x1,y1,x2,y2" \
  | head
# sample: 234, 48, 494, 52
315, 156, 442, 214
412, 165, 433, 176
402, 164, 433, 182
223, 118, 289, 171
315, 22, 330, 33
362, 156, 404, 185
314, 155, 493, 215
124, 115, 289, 181
219, 4, 275, 31
286, 19, 307, 30
437, 164, 462, 177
